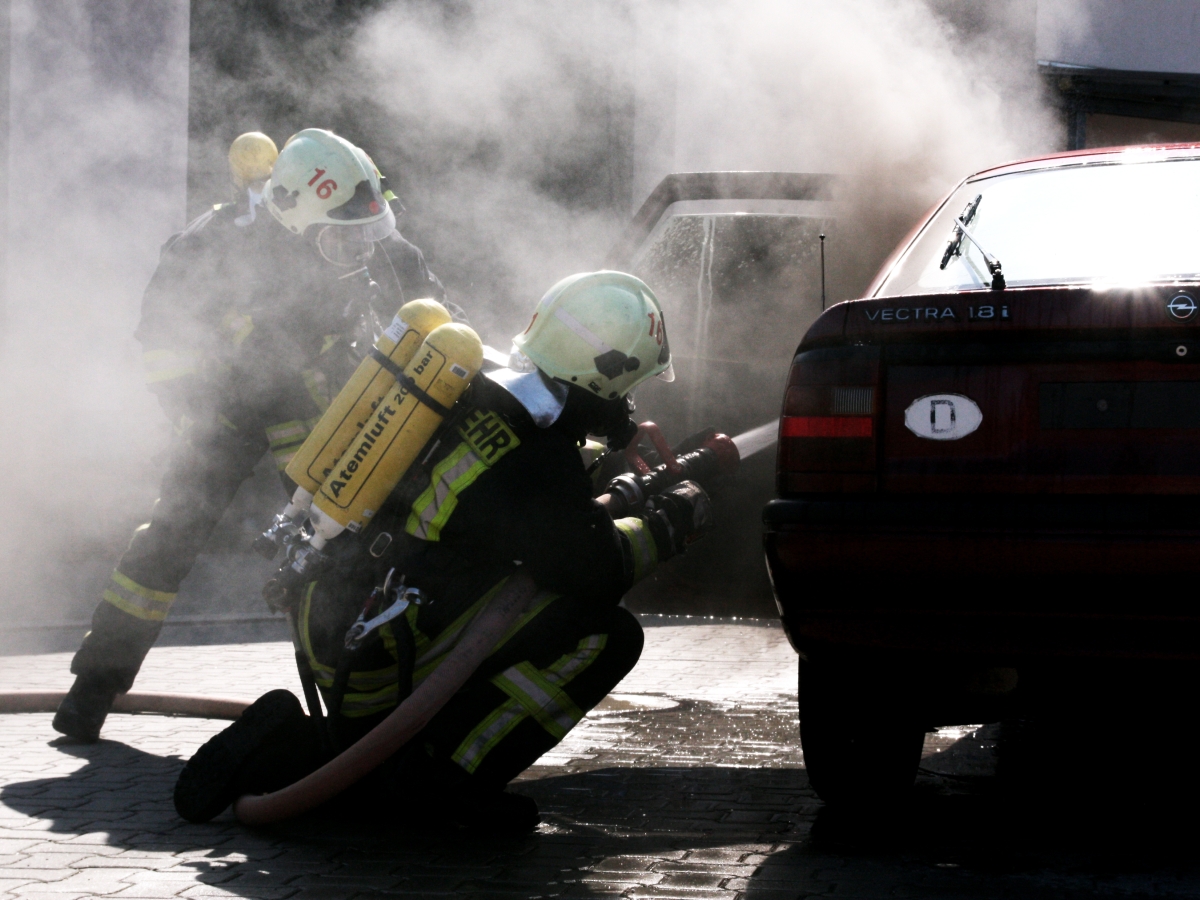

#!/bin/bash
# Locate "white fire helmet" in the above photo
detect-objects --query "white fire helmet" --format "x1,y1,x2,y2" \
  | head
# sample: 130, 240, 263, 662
264, 128, 395, 247
512, 271, 674, 400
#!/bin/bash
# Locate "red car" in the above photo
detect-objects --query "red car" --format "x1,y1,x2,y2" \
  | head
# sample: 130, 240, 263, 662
764, 144, 1200, 804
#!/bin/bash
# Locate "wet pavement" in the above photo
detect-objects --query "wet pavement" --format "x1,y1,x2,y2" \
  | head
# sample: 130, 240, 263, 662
1, 617, 1200, 899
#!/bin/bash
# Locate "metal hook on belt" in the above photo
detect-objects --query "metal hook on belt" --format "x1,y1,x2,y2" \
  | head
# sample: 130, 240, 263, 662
343, 571, 426, 652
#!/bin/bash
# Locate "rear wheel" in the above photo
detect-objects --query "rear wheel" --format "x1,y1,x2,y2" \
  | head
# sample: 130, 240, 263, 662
798, 659, 924, 806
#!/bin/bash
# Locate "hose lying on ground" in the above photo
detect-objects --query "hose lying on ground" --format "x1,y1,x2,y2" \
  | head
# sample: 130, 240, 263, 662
0, 691, 249, 719
233, 570, 540, 826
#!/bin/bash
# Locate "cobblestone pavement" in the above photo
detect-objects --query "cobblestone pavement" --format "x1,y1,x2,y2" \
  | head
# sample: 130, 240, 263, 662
2, 617, 1200, 899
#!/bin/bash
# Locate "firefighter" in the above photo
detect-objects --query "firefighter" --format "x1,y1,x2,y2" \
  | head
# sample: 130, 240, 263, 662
173, 271, 713, 832
53, 129, 447, 742
227, 131, 278, 226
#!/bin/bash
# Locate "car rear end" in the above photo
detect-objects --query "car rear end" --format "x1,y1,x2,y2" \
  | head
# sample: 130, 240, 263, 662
764, 149, 1200, 793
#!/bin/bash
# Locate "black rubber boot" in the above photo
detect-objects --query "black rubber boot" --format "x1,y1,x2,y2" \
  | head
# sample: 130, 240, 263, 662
52, 676, 121, 743
447, 785, 540, 835
173, 689, 321, 823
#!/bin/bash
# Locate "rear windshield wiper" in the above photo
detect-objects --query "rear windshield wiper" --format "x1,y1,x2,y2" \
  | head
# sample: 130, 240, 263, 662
939, 194, 1006, 290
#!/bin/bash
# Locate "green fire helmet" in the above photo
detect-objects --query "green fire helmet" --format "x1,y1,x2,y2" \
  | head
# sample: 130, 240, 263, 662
512, 271, 674, 400
264, 128, 395, 241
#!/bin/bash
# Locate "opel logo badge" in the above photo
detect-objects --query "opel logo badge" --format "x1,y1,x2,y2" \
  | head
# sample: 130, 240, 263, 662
1168, 293, 1198, 321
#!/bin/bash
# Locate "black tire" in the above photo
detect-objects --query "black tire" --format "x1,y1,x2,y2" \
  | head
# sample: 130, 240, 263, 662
798, 659, 924, 806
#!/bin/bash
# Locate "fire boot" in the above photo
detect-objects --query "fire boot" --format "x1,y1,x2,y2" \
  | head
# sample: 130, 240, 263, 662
445, 781, 540, 835
52, 675, 122, 743
382, 750, 540, 835
173, 689, 325, 823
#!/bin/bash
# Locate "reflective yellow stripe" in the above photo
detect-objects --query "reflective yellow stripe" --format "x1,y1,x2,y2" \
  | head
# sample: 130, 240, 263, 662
266, 418, 318, 471
411, 584, 557, 688
221, 311, 254, 347
405, 411, 521, 542
320, 334, 340, 355
405, 442, 489, 541
451, 633, 607, 773
412, 591, 492, 686
102, 571, 176, 622
493, 662, 583, 740
615, 517, 658, 582
299, 586, 402, 717
338, 684, 399, 717
451, 699, 526, 774
302, 369, 331, 413
142, 349, 198, 384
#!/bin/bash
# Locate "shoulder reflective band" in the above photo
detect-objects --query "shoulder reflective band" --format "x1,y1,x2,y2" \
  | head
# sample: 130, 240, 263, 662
369, 346, 454, 417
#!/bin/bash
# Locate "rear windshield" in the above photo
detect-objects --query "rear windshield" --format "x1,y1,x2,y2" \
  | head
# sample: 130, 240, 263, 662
876, 155, 1200, 297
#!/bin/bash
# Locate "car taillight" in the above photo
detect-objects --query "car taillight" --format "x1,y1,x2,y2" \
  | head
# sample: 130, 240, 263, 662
777, 346, 881, 493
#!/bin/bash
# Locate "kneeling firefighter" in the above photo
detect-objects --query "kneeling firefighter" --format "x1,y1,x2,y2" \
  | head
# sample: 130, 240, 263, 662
54, 129, 448, 743
175, 271, 715, 832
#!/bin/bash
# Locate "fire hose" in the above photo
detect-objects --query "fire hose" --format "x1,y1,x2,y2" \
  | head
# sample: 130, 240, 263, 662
0, 691, 248, 719
0, 422, 755, 826
233, 427, 736, 825
599, 423, 740, 518
232, 569, 540, 826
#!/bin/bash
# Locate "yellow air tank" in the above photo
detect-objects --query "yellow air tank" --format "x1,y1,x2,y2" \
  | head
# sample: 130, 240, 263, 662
305, 323, 483, 550
281, 298, 451, 520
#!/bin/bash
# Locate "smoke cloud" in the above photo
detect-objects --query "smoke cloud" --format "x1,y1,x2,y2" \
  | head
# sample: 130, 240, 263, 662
0, 0, 1059, 634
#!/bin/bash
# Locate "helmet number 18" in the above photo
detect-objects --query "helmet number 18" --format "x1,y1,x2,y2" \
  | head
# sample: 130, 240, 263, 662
307, 168, 338, 199
648, 312, 664, 346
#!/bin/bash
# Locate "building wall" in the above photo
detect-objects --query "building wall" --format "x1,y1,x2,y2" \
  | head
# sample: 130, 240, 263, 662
1037, 0, 1200, 75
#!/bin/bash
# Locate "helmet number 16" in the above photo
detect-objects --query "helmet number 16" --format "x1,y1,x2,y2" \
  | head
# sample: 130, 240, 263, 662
308, 168, 338, 199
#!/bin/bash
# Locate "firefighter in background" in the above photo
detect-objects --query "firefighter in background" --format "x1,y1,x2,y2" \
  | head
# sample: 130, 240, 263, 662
228, 131, 278, 226
53, 129, 447, 742
174, 272, 714, 833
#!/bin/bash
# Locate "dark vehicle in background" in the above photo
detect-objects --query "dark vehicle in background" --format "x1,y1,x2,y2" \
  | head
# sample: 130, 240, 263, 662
610, 172, 834, 615
764, 145, 1200, 803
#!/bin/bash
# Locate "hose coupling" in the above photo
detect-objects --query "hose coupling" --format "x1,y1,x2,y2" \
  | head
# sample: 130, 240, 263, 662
605, 472, 646, 517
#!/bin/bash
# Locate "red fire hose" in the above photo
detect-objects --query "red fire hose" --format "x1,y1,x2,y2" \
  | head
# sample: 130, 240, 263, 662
0, 572, 538, 828
0, 691, 249, 719
233, 570, 540, 826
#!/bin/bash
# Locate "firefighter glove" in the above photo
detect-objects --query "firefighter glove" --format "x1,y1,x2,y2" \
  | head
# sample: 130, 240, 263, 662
644, 479, 713, 559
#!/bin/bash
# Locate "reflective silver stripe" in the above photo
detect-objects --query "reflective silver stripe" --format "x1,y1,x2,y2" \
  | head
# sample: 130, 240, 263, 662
451, 699, 526, 773
406, 444, 487, 541
547, 634, 606, 683
494, 663, 582, 739
450, 633, 608, 772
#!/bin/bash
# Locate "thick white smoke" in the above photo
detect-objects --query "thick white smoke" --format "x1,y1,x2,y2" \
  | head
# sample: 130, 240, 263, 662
0, 0, 189, 632
0, 0, 1060, 634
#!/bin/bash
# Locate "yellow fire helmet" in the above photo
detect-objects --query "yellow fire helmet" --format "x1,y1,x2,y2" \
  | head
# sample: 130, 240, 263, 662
264, 128, 395, 241
511, 271, 674, 401
228, 132, 278, 190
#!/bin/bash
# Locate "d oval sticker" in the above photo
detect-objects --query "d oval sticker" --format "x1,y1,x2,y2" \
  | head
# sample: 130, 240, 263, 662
904, 393, 982, 441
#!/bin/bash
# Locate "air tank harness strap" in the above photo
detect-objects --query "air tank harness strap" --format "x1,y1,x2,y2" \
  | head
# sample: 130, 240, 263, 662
369, 347, 453, 417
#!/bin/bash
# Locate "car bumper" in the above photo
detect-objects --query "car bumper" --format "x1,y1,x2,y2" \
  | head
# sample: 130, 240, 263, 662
764, 495, 1200, 662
